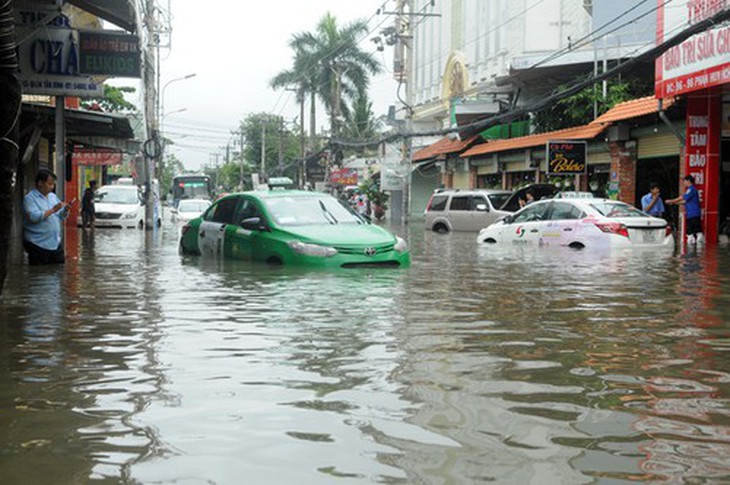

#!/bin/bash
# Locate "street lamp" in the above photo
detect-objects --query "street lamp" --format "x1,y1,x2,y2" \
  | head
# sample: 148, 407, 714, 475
158, 73, 196, 178
160, 73, 196, 125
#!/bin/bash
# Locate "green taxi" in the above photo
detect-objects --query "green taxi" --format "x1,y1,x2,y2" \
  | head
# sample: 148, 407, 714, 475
179, 190, 410, 268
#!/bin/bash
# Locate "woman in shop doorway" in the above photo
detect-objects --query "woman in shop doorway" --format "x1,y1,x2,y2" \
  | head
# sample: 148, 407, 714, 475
81, 180, 97, 230
666, 175, 704, 244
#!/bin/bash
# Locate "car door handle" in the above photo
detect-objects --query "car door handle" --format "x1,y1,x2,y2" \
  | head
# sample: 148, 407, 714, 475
530, 229, 539, 233
563, 228, 573, 232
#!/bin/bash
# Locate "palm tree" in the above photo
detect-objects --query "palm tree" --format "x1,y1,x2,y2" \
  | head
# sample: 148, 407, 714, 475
271, 13, 381, 155
270, 46, 318, 153
342, 88, 381, 155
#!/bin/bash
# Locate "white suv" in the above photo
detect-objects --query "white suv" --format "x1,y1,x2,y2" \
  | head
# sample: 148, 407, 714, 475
424, 189, 513, 233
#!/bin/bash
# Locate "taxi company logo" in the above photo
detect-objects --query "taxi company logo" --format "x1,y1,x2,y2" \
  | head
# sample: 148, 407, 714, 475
363, 247, 377, 256
515, 226, 526, 238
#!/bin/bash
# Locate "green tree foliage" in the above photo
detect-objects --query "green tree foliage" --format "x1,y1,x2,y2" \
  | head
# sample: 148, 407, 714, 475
160, 153, 184, 196
532, 81, 650, 133
240, 113, 301, 181
272, 13, 381, 146
81, 84, 137, 113
342, 89, 381, 156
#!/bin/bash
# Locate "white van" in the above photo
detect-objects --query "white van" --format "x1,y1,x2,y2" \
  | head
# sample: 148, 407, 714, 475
424, 189, 513, 233
94, 181, 162, 229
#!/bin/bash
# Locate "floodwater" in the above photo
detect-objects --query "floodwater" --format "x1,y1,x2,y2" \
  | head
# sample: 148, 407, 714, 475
1, 220, 730, 484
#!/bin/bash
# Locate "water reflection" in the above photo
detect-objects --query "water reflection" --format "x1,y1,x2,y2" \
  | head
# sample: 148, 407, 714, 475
0, 224, 729, 483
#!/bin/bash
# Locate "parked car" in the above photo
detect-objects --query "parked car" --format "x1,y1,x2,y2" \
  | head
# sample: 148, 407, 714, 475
179, 190, 410, 268
424, 189, 513, 233
477, 198, 674, 249
496, 184, 559, 213
94, 183, 162, 229
171, 199, 211, 223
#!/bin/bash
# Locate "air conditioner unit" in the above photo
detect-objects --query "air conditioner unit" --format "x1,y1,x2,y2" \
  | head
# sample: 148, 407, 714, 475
607, 125, 630, 142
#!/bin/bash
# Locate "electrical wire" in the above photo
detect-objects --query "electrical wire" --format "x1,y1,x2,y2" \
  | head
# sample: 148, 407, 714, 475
329, 7, 730, 148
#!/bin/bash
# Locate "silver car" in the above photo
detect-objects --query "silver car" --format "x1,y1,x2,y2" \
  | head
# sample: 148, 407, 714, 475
424, 189, 513, 233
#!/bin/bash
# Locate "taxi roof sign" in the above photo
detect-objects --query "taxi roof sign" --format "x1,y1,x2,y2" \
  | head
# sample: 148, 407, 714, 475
267, 177, 294, 189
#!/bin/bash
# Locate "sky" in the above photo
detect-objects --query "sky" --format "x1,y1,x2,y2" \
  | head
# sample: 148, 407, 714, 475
141, 0, 400, 171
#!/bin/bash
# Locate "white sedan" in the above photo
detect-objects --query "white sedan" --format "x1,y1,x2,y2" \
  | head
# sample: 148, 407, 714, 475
171, 199, 211, 223
477, 199, 674, 249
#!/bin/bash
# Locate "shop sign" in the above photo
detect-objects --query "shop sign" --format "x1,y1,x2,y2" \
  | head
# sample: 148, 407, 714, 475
78, 31, 141, 77
655, 0, 730, 99
73, 149, 123, 166
546, 141, 587, 175
329, 168, 359, 186
685, 91, 721, 242
15, 10, 103, 97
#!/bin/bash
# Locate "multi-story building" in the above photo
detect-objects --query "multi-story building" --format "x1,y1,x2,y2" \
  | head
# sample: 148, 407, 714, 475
402, 0, 659, 218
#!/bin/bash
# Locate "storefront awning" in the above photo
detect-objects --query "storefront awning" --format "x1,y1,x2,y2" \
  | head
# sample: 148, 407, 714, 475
592, 96, 675, 124
462, 123, 608, 158
21, 103, 136, 140
66, 0, 137, 33
412, 135, 481, 163
462, 96, 677, 159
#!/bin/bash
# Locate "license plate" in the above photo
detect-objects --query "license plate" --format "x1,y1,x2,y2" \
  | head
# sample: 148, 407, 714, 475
642, 230, 658, 243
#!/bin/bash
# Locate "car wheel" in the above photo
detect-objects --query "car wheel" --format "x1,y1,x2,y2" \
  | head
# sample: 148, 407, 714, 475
483, 238, 497, 244
568, 242, 585, 250
433, 223, 449, 234
266, 256, 283, 266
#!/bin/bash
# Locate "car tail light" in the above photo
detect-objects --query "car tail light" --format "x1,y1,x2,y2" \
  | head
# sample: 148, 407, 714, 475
594, 221, 629, 238
665, 225, 672, 237
425, 194, 435, 212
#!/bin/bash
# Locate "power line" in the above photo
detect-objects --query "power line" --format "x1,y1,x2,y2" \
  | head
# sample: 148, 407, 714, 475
330, 8, 730, 147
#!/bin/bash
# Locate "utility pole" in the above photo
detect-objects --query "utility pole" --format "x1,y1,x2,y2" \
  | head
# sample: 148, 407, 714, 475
278, 117, 284, 176
299, 96, 306, 188
143, 0, 159, 229
239, 128, 245, 190
261, 118, 266, 182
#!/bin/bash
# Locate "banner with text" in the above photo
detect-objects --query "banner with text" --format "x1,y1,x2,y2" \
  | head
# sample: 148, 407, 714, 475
685, 90, 721, 242
655, 0, 730, 98
73, 149, 123, 166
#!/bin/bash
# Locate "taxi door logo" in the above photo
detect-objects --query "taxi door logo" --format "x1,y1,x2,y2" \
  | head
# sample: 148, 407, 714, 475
515, 226, 525, 238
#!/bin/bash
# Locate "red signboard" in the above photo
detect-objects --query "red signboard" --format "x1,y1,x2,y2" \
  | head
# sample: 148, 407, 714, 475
73, 149, 123, 166
329, 168, 359, 186
685, 89, 721, 243
655, 0, 730, 98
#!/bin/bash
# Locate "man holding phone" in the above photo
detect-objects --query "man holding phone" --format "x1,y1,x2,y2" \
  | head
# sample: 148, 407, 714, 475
22, 169, 75, 265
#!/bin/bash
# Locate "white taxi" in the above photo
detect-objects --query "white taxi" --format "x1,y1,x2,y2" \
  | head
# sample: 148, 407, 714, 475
477, 199, 674, 249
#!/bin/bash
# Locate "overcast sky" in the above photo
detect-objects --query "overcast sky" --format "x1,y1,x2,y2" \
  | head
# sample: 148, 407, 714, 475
142, 0, 399, 171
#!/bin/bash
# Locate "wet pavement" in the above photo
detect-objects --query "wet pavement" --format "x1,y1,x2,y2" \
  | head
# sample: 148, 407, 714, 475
1, 219, 730, 484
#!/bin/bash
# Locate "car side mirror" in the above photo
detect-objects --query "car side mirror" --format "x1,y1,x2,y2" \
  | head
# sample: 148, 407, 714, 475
502, 215, 513, 224
241, 216, 268, 231
475, 203, 489, 212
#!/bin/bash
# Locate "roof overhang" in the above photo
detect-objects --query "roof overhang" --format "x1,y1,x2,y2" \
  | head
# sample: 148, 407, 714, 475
21, 103, 138, 152
66, 0, 137, 33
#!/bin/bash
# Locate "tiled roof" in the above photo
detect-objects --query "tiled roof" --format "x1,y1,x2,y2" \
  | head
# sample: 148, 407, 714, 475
461, 123, 608, 158
461, 96, 675, 158
592, 96, 675, 124
412, 135, 480, 162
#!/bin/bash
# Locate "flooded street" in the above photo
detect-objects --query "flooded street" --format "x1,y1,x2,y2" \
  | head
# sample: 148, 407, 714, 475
2, 221, 730, 484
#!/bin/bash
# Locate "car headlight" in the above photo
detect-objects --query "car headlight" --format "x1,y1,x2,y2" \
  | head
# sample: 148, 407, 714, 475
394, 236, 408, 253
122, 211, 137, 219
288, 240, 337, 258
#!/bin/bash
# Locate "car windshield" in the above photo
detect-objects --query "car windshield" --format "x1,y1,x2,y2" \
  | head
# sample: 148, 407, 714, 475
263, 195, 365, 226
590, 202, 648, 218
95, 187, 139, 204
488, 193, 511, 209
178, 200, 209, 212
